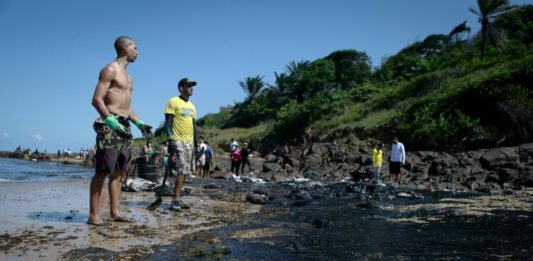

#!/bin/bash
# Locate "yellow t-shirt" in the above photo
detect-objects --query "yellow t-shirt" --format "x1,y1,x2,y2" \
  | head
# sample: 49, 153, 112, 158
164, 96, 196, 142
372, 148, 383, 167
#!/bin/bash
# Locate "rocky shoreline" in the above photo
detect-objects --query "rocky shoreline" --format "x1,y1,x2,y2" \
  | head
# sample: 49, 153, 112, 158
202, 142, 533, 195
1, 144, 533, 260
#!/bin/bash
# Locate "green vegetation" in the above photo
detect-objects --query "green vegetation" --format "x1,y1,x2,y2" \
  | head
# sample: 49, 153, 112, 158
184, 3, 533, 150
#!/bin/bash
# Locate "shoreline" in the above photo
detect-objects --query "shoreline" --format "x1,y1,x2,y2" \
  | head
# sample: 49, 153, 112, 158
1, 173, 532, 259
0, 176, 261, 260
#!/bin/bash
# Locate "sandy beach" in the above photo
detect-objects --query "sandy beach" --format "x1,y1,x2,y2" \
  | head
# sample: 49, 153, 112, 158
0, 177, 261, 260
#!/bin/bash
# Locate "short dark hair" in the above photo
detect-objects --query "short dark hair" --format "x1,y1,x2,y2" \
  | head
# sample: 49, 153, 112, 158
114, 36, 135, 54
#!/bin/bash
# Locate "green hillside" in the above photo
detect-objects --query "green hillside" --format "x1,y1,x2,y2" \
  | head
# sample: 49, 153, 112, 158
169, 3, 533, 152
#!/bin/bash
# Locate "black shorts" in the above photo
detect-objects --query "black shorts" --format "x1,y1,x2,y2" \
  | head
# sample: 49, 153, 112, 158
389, 161, 402, 174
93, 116, 133, 174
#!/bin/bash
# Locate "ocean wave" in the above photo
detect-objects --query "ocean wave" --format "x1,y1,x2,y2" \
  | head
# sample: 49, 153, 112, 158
0, 178, 11, 183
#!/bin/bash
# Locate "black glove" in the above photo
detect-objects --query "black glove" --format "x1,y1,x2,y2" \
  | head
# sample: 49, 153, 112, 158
134, 120, 153, 139
115, 128, 133, 140
139, 124, 153, 139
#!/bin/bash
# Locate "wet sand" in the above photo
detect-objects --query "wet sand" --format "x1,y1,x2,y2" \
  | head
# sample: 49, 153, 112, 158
0, 178, 261, 260
1, 176, 533, 260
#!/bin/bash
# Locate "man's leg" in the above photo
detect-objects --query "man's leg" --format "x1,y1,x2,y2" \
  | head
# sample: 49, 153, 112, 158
169, 174, 190, 210
109, 170, 125, 219
88, 172, 107, 224
173, 174, 187, 200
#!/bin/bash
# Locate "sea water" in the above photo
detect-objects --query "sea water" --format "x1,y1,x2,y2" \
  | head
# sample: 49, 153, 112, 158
0, 157, 93, 182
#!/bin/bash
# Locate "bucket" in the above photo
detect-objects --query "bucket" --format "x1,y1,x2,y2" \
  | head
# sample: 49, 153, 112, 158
138, 163, 158, 182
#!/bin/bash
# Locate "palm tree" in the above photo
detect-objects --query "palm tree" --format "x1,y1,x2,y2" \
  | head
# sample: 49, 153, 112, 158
266, 72, 290, 94
239, 75, 265, 103
469, 0, 511, 55
449, 21, 471, 43
286, 60, 310, 80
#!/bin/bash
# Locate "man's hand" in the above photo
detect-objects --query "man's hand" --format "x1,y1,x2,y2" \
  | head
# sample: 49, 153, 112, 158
104, 116, 132, 139
134, 120, 153, 138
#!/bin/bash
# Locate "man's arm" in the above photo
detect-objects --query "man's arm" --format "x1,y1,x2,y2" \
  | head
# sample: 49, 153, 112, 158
130, 109, 152, 138
128, 109, 140, 123
165, 114, 174, 138
91, 66, 116, 118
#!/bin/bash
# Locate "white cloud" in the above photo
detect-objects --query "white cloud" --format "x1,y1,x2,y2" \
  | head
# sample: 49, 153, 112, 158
32, 134, 43, 142
1, 132, 8, 138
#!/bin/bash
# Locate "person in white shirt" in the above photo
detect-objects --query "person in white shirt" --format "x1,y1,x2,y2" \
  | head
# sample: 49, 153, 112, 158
196, 136, 208, 178
389, 136, 406, 184
229, 138, 238, 151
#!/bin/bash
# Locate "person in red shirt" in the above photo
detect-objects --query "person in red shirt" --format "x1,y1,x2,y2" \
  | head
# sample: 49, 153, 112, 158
230, 145, 242, 176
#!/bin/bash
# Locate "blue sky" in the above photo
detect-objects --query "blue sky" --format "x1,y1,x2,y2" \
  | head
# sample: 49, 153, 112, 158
0, 0, 532, 153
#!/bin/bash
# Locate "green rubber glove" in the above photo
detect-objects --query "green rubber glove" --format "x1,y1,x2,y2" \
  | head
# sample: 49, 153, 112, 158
104, 116, 125, 131
104, 116, 132, 139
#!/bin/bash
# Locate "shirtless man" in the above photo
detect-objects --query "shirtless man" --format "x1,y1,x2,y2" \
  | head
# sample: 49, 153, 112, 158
88, 36, 152, 225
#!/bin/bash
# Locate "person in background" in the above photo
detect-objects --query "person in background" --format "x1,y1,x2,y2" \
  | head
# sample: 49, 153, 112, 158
159, 140, 168, 171
204, 141, 213, 177
230, 145, 242, 176
196, 135, 207, 178
240, 142, 252, 174
229, 138, 238, 152
141, 140, 157, 164
389, 136, 406, 184
372, 142, 384, 186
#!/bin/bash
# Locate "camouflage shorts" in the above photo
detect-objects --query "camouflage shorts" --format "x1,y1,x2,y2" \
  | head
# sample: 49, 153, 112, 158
93, 117, 133, 173
93, 117, 133, 151
168, 141, 195, 176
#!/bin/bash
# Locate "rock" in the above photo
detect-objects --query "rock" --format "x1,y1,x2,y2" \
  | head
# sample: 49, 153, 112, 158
302, 154, 323, 170
360, 155, 372, 165
287, 189, 313, 201
211, 171, 232, 180
428, 153, 458, 176
259, 171, 273, 181
252, 187, 272, 198
264, 154, 277, 163
312, 218, 331, 228
263, 163, 281, 173
246, 193, 269, 205
356, 201, 379, 209
480, 147, 519, 170
519, 143, 533, 165
203, 184, 222, 189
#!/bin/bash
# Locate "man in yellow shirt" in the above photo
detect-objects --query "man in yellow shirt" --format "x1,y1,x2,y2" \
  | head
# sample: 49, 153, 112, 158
164, 77, 198, 211
372, 142, 384, 186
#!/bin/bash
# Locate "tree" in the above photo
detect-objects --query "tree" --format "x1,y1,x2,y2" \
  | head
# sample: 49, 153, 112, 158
283, 60, 310, 102
469, 0, 511, 55
239, 75, 265, 103
299, 59, 336, 97
449, 21, 471, 43
286, 60, 310, 80
325, 49, 372, 88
